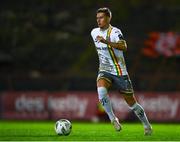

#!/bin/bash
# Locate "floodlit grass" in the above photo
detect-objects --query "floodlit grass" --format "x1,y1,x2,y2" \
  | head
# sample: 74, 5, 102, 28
0, 121, 180, 141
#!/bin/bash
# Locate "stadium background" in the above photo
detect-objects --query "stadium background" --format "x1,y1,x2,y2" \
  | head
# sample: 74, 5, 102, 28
0, 0, 180, 123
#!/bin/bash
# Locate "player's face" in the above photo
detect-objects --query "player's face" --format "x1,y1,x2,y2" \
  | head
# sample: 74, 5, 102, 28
96, 12, 110, 29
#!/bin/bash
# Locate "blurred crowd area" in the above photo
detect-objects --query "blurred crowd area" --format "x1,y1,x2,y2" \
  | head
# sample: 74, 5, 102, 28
0, 0, 180, 91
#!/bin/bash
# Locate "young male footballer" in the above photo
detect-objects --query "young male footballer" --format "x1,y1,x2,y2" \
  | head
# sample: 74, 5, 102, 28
91, 7, 152, 135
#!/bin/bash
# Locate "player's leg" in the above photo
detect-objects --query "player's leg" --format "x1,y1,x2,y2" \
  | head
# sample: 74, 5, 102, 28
97, 73, 121, 131
122, 93, 152, 135
97, 78, 115, 120
114, 75, 152, 135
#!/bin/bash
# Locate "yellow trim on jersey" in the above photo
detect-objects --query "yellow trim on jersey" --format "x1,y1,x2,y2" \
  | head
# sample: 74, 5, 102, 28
107, 26, 122, 76
120, 90, 134, 95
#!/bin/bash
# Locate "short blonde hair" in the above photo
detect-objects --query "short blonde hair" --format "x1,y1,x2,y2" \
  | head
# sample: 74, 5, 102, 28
96, 7, 112, 18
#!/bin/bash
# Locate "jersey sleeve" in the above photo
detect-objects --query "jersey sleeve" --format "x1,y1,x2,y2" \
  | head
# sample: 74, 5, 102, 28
112, 28, 124, 43
91, 29, 96, 39
91, 29, 97, 45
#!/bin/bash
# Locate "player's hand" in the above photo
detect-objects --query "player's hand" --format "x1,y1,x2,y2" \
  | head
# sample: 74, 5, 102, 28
96, 36, 107, 44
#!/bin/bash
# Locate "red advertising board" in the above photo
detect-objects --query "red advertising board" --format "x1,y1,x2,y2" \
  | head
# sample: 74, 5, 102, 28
0, 91, 49, 120
0, 91, 180, 122
136, 92, 180, 121
47, 92, 99, 120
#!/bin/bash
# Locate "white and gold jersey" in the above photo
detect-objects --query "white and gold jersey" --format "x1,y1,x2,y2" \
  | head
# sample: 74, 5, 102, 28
91, 25, 128, 76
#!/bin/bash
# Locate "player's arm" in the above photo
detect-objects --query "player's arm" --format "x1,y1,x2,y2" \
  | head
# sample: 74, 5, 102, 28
96, 36, 127, 51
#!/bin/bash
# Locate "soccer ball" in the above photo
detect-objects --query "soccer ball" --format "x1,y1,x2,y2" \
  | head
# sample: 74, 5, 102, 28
55, 119, 72, 136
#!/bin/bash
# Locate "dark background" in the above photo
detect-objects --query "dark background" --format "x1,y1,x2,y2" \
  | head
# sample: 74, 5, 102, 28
0, 0, 179, 92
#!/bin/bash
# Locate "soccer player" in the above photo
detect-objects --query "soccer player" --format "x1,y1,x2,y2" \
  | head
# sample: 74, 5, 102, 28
91, 7, 152, 135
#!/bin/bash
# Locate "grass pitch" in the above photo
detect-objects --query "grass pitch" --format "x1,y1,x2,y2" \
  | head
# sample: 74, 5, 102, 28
0, 121, 180, 141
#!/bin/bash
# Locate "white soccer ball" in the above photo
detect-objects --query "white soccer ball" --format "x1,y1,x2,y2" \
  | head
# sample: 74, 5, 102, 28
55, 119, 72, 136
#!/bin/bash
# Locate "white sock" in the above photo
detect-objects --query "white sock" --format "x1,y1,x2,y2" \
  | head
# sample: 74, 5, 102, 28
130, 103, 151, 128
97, 87, 115, 121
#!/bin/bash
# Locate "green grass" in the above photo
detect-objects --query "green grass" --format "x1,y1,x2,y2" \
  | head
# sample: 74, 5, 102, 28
0, 121, 180, 141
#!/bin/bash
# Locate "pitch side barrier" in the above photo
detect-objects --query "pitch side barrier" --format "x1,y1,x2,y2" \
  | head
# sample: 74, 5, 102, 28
0, 91, 179, 122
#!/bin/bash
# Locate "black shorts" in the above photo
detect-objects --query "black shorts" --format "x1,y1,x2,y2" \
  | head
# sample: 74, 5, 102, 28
97, 71, 134, 95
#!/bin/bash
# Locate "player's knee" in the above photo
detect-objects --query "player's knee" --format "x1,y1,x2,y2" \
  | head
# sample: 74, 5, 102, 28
97, 87, 108, 100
